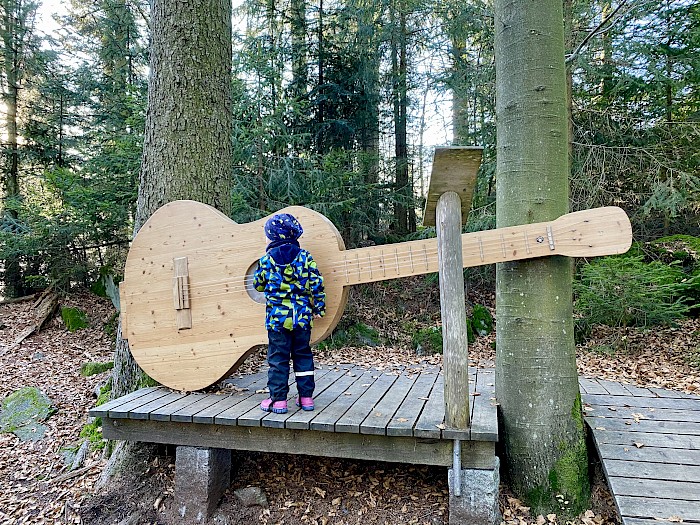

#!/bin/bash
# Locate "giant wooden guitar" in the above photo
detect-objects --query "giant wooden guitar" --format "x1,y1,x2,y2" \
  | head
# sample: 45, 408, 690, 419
119, 200, 632, 391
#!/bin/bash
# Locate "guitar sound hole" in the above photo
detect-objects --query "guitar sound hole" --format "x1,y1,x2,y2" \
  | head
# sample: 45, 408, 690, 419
245, 262, 266, 304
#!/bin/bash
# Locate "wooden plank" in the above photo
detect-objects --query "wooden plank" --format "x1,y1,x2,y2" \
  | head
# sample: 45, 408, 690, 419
127, 392, 187, 420
618, 384, 657, 398
648, 387, 699, 400
588, 405, 700, 424
608, 476, 700, 501
583, 393, 700, 411
587, 415, 700, 435
590, 429, 700, 449
102, 417, 496, 469
108, 389, 174, 419
423, 146, 481, 227
578, 378, 609, 395
616, 495, 700, 522
622, 519, 687, 525
260, 368, 340, 429
597, 443, 700, 466
597, 379, 635, 397
466, 368, 498, 442
310, 369, 380, 432
149, 392, 211, 421
238, 368, 335, 428
192, 375, 270, 424
386, 372, 439, 437
171, 393, 234, 422
221, 371, 268, 389
285, 369, 364, 431
414, 375, 445, 439
360, 374, 415, 436
335, 373, 398, 434
88, 387, 161, 418
603, 459, 700, 483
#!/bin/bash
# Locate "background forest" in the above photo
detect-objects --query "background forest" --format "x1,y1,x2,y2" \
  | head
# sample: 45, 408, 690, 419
1, 0, 699, 305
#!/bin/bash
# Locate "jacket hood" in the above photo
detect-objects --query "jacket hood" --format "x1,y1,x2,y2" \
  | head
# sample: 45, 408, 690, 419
268, 243, 301, 265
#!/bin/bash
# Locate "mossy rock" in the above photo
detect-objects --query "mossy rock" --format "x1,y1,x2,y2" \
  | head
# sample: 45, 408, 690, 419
0, 387, 55, 441
413, 326, 443, 355
61, 307, 89, 332
471, 304, 493, 336
80, 361, 114, 377
318, 322, 382, 350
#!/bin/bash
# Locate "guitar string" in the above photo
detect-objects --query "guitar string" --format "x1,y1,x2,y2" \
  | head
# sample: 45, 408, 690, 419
162, 233, 569, 298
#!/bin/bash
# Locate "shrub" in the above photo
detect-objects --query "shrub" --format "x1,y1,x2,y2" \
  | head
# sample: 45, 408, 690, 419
574, 255, 689, 331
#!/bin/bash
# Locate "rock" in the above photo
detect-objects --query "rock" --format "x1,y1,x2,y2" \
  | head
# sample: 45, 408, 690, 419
0, 386, 55, 441
233, 486, 268, 508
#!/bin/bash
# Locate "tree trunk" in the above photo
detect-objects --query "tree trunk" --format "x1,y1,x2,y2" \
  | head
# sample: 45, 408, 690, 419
494, 0, 589, 516
112, 0, 233, 398
391, 0, 410, 234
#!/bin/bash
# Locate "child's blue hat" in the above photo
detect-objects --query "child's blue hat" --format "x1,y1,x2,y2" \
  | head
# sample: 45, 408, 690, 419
264, 213, 303, 242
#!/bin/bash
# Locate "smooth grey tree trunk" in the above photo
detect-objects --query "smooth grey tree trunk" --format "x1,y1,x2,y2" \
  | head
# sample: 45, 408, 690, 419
493, 0, 589, 515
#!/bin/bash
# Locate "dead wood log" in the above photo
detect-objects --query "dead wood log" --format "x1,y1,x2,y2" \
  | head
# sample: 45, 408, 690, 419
1, 289, 59, 355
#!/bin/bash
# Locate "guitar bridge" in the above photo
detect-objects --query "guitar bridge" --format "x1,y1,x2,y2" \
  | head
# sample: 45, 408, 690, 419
172, 257, 192, 330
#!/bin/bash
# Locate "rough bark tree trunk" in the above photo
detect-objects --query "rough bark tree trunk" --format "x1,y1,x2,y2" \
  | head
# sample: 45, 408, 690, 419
494, 0, 589, 515
112, 0, 233, 399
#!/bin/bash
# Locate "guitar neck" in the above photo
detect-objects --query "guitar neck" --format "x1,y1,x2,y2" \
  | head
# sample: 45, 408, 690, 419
324, 207, 632, 286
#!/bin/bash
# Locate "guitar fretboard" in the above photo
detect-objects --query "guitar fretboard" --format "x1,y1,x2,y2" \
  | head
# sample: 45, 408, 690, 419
326, 221, 557, 286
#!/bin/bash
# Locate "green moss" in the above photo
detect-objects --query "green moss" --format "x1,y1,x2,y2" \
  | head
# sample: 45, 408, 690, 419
80, 361, 114, 377
61, 307, 89, 332
466, 319, 475, 344
96, 379, 112, 406
137, 373, 159, 389
412, 326, 443, 354
0, 387, 55, 433
471, 304, 493, 336
80, 418, 106, 450
524, 395, 590, 518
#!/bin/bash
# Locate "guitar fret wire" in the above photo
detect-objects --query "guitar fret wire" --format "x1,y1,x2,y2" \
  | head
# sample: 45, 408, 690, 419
478, 237, 484, 262
394, 249, 399, 274
409, 246, 414, 272
423, 245, 429, 271
380, 250, 386, 277
524, 232, 532, 254
546, 225, 555, 250
344, 256, 349, 283
368, 253, 373, 279
500, 234, 506, 258
356, 252, 360, 280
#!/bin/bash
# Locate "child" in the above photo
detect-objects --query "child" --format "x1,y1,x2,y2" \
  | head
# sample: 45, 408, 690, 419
253, 213, 326, 414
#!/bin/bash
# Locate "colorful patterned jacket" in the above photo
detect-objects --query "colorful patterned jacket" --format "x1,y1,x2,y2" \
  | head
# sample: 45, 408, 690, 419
253, 244, 326, 331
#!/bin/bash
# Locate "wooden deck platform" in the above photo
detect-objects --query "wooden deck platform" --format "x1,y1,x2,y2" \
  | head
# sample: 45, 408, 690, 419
580, 377, 700, 525
91, 365, 498, 469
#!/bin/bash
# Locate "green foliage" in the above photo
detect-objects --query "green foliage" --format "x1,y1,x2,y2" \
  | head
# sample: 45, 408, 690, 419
471, 304, 493, 336
61, 307, 89, 331
574, 255, 689, 331
80, 361, 114, 377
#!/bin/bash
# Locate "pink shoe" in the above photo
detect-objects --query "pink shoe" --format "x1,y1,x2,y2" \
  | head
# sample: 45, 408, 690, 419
296, 396, 314, 411
261, 399, 288, 414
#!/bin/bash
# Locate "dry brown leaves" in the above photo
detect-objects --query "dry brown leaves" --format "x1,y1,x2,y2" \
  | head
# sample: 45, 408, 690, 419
0, 292, 114, 524
1, 281, 698, 524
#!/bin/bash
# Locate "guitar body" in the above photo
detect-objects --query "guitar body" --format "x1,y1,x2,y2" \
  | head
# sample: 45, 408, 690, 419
121, 200, 632, 391
120, 200, 349, 391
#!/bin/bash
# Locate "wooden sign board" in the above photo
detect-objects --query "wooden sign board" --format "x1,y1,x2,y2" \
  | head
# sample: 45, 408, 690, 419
423, 146, 483, 227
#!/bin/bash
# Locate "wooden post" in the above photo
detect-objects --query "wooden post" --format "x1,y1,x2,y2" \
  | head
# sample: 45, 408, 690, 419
436, 191, 470, 428
425, 146, 482, 429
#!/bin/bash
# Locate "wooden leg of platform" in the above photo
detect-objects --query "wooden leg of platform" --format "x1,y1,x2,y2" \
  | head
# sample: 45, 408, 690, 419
175, 446, 232, 522
448, 456, 501, 525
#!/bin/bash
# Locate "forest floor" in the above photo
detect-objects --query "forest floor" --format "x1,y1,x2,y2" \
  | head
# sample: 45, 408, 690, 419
1, 279, 699, 525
